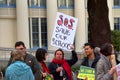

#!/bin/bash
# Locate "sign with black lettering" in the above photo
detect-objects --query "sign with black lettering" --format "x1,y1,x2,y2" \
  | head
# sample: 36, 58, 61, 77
51, 12, 78, 51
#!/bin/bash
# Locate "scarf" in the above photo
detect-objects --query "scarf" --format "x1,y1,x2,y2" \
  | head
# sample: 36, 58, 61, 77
40, 62, 50, 73
52, 58, 72, 80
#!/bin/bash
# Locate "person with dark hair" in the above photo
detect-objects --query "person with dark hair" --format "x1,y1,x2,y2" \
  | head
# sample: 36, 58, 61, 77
7, 41, 42, 80
5, 50, 34, 80
81, 43, 100, 68
35, 48, 53, 79
95, 43, 116, 80
48, 45, 78, 80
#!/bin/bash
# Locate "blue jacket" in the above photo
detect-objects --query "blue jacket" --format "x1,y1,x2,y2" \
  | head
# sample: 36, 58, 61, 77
7, 53, 42, 80
5, 61, 34, 80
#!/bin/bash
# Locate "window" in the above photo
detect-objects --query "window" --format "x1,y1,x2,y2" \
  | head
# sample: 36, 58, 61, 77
28, 0, 46, 8
9, 0, 16, 6
0, 0, 16, 7
9, 0, 16, 4
31, 0, 38, 6
114, 18, 120, 30
60, 0, 66, 7
40, 0, 46, 7
114, 0, 120, 6
0, 0, 7, 7
57, 0, 74, 9
32, 18, 39, 48
0, 0, 6, 5
68, 0, 74, 8
58, 0, 66, 8
41, 18, 47, 49
29, 18, 47, 50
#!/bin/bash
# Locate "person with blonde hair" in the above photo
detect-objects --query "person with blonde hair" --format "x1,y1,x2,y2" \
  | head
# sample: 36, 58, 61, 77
5, 50, 34, 80
7, 41, 42, 80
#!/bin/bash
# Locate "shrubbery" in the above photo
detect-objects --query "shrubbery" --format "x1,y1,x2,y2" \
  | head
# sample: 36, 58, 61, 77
111, 30, 120, 52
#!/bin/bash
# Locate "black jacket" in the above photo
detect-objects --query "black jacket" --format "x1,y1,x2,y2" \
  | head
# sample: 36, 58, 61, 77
81, 52, 100, 68
48, 50, 78, 80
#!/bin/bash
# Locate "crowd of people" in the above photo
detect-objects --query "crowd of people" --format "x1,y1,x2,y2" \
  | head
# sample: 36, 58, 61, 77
4, 41, 120, 80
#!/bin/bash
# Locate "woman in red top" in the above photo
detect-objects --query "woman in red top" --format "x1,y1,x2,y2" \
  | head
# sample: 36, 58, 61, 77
48, 45, 78, 80
35, 48, 53, 79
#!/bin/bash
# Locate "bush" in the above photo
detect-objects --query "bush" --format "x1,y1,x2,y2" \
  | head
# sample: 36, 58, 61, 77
71, 66, 80, 72
111, 30, 120, 51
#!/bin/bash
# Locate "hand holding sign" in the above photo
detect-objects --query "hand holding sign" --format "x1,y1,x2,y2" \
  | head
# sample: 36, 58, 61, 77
70, 44, 75, 51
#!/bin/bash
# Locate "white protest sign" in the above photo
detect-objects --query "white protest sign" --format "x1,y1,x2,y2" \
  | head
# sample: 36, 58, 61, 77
51, 12, 78, 51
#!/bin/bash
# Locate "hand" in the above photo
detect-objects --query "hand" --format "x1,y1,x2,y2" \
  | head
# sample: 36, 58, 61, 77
109, 66, 116, 74
50, 74, 54, 78
84, 77, 88, 80
56, 67, 63, 72
42, 72, 47, 77
70, 44, 74, 51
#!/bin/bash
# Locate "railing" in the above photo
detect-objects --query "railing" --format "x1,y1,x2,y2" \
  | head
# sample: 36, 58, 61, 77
0, 47, 84, 80
0, 47, 84, 65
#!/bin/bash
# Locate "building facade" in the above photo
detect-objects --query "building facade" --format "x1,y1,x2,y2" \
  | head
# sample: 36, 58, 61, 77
0, 0, 120, 52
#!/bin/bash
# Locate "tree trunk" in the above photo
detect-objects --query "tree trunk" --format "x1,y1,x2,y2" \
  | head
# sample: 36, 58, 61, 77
87, 0, 111, 47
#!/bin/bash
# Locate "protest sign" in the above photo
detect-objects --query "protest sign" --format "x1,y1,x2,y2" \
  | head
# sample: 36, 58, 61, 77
117, 63, 120, 80
77, 66, 95, 80
111, 54, 117, 80
51, 12, 78, 51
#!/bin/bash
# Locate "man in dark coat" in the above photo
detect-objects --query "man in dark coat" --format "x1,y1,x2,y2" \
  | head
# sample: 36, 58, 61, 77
81, 43, 100, 68
7, 41, 42, 80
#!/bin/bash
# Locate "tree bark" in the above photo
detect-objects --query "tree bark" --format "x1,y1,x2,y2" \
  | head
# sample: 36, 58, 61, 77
87, 0, 111, 47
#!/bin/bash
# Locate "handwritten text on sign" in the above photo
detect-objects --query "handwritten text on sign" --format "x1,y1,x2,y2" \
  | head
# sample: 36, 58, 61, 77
51, 12, 78, 51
